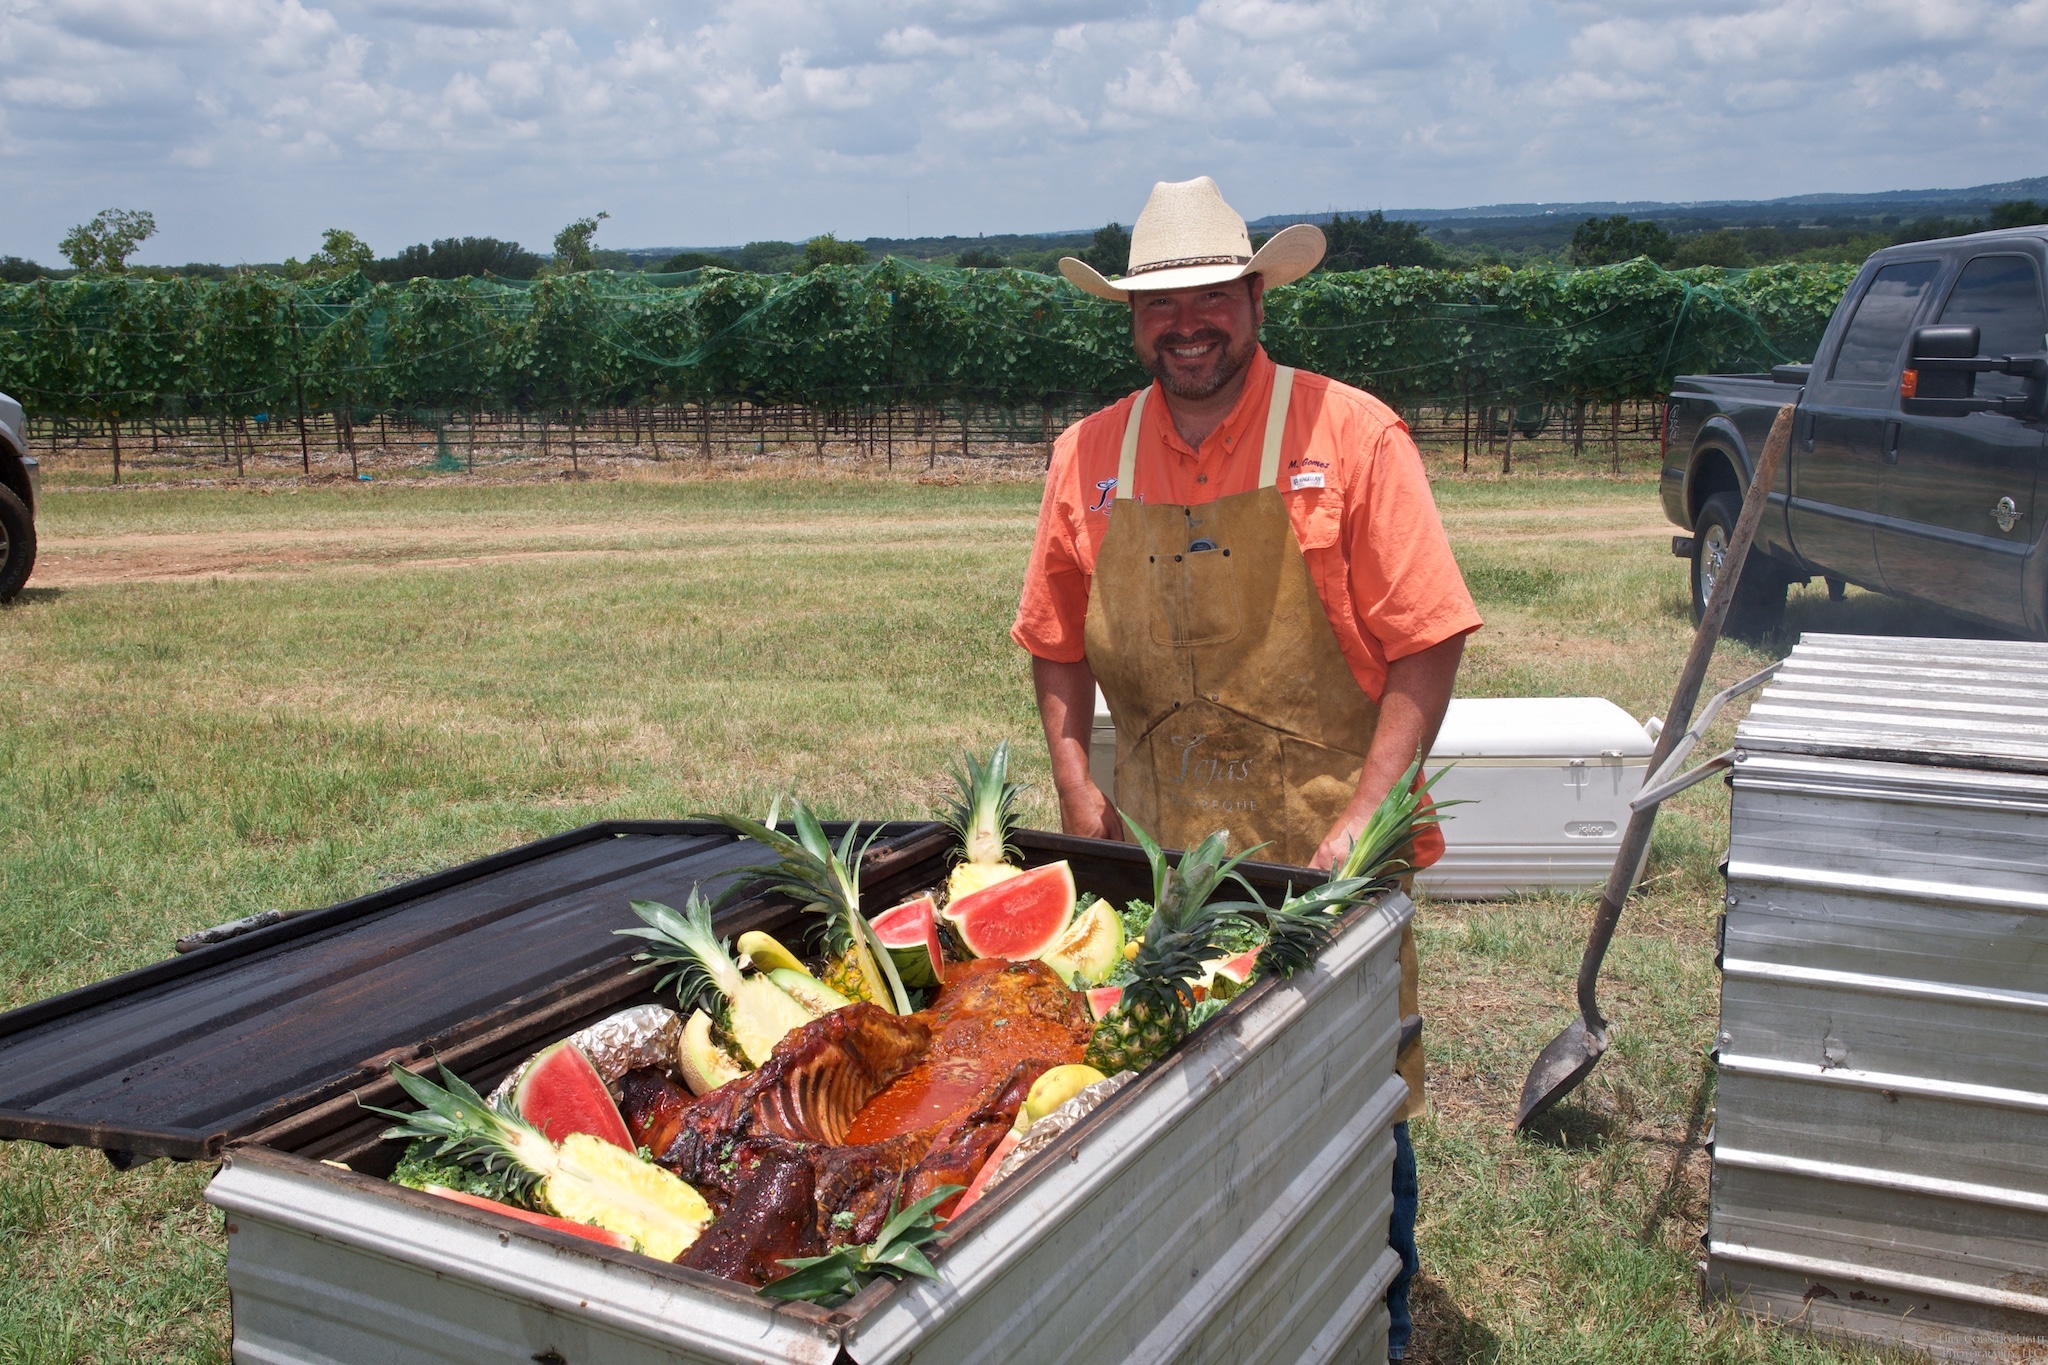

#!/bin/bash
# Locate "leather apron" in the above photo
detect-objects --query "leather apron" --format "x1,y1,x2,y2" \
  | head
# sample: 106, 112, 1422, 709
1082, 368, 1426, 1119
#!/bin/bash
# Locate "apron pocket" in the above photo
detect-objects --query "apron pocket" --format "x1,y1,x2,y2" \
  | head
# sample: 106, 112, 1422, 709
1150, 544, 1241, 647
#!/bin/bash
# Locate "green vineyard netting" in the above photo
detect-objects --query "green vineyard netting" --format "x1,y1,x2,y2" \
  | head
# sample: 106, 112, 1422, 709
0, 258, 1854, 424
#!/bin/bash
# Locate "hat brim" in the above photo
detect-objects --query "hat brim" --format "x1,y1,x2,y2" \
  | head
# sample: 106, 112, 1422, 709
1059, 223, 1326, 301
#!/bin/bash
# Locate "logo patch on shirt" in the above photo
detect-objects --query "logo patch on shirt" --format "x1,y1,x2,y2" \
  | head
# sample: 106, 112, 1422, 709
1089, 477, 1117, 512
1289, 471, 1326, 491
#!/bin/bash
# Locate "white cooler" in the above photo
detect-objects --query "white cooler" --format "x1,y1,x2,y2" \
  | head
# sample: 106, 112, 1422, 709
1088, 691, 1654, 899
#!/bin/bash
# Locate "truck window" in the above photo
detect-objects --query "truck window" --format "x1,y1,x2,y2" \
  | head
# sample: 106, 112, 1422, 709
1938, 254, 2047, 399
1829, 260, 1941, 384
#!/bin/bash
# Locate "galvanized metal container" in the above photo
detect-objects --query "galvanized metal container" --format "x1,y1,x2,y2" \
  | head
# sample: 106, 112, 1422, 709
0, 819, 1407, 1365
1711, 632, 2048, 1361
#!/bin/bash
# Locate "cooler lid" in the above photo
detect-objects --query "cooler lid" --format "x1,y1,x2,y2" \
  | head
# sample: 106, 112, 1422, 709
1737, 633, 2048, 772
1428, 697, 1655, 761
0, 819, 939, 1162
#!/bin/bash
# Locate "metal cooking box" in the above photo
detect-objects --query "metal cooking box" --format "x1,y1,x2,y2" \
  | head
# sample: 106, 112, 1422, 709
1712, 633, 2048, 1361
1089, 690, 1656, 899
0, 819, 1409, 1365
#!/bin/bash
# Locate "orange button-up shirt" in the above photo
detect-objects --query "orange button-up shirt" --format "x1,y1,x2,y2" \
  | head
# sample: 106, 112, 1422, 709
1012, 349, 1482, 867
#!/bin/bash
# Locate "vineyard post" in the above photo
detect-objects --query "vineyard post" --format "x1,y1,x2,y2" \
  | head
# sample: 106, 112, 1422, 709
1501, 407, 1514, 476
294, 377, 310, 475
109, 413, 121, 485
1609, 400, 1621, 474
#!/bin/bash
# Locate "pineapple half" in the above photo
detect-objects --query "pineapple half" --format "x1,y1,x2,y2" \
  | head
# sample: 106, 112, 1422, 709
616, 892, 813, 1066
372, 1063, 712, 1261
942, 741, 1026, 903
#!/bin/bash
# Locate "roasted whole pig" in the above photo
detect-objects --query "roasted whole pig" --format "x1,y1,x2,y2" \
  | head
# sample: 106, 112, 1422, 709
643, 958, 1093, 1285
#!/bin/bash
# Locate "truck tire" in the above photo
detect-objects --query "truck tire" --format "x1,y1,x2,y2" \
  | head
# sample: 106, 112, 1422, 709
0, 483, 34, 603
1691, 491, 1784, 640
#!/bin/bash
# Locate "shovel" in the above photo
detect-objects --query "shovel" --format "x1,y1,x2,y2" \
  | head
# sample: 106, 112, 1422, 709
1513, 403, 1795, 1132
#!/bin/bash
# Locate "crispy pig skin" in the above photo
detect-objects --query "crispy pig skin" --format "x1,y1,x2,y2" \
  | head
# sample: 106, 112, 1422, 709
668, 958, 1091, 1285
618, 1067, 690, 1158
676, 1145, 823, 1287
660, 1003, 930, 1200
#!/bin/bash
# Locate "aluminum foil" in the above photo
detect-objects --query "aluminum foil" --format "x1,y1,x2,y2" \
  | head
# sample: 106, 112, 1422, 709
984, 1070, 1135, 1195
488, 1004, 682, 1105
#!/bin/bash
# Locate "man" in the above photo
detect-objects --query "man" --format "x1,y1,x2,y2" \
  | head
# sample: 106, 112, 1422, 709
1011, 176, 1480, 1360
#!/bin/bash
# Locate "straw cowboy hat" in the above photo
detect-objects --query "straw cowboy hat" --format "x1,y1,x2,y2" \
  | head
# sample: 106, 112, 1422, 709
1059, 176, 1326, 302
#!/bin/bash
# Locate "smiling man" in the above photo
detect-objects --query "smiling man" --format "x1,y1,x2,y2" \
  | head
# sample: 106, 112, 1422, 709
1011, 176, 1480, 1360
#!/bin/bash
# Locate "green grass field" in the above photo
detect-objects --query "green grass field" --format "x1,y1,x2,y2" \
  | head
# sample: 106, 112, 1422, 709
0, 464, 1937, 1363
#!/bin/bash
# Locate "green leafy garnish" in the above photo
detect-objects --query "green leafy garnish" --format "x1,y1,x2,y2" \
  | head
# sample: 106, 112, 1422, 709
759, 1185, 963, 1304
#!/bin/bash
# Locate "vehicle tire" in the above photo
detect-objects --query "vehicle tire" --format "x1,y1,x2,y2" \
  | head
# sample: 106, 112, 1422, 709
1691, 491, 1785, 640
0, 483, 34, 603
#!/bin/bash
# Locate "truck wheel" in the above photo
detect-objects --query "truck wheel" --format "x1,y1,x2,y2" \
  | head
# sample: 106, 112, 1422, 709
1691, 491, 1784, 640
0, 483, 32, 603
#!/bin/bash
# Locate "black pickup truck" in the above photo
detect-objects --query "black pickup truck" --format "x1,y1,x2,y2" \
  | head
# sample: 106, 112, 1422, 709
0, 392, 35, 602
1662, 226, 2048, 638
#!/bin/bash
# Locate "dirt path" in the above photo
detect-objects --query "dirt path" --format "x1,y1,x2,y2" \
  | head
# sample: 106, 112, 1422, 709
29, 497, 1666, 588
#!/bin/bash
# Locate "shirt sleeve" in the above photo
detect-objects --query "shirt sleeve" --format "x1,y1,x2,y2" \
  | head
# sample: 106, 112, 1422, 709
1010, 427, 1093, 663
1346, 420, 1483, 661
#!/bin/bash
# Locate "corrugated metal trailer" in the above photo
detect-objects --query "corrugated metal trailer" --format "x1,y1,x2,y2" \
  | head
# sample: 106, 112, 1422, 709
0, 819, 1408, 1365
1711, 633, 2048, 1361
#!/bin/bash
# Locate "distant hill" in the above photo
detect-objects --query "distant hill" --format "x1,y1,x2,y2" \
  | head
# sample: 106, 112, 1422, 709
1248, 174, 2048, 227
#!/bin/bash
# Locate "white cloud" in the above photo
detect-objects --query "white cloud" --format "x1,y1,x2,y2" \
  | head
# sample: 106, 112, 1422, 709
0, 0, 2041, 263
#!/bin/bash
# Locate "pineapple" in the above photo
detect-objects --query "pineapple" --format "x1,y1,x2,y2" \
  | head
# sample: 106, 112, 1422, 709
616, 891, 813, 1066
1250, 757, 1456, 984
370, 1062, 712, 1261
707, 800, 913, 1015
1085, 822, 1261, 1074
942, 741, 1026, 903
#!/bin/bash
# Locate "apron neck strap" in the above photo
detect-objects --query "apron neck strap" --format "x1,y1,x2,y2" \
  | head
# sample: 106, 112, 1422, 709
1114, 387, 1147, 499
1114, 365, 1296, 500
1259, 366, 1296, 489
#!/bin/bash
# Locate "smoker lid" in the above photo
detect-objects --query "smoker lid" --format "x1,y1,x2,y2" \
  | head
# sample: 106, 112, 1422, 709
1427, 697, 1655, 760
1736, 634, 2048, 772
0, 820, 940, 1162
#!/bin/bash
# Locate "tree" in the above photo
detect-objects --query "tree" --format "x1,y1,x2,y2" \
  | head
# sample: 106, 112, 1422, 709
1670, 229, 1754, 269
956, 247, 1006, 269
1079, 222, 1130, 277
287, 228, 375, 279
801, 234, 869, 271
551, 212, 610, 274
731, 240, 802, 273
661, 251, 730, 271
1569, 215, 1675, 267
375, 237, 546, 281
1990, 200, 2045, 230
0, 257, 44, 283
59, 208, 157, 273
1319, 211, 1446, 270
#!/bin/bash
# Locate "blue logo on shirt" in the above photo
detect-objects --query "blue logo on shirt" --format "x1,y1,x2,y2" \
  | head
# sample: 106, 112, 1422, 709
1090, 478, 1117, 512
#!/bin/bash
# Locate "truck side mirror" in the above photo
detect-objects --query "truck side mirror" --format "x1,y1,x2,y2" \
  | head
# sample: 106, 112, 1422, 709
1900, 324, 2048, 419
1908, 325, 1981, 401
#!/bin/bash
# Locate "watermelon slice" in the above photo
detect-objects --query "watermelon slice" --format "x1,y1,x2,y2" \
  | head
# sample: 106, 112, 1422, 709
949, 1127, 1023, 1218
424, 1186, 632, 1250
948, 861, 1076, 960
871, 894, 946, 988
1085, 985, 1123, 1021
512, 1041, 635, 1152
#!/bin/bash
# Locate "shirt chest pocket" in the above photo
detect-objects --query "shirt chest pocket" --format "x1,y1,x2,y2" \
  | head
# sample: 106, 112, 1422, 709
1286, 487, 1343, 552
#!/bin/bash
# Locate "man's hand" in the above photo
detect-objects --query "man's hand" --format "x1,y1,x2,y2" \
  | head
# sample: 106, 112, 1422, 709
1057, 781, 1127, 843
1032, 654, 1128, 841
1311, 634, 1467, 870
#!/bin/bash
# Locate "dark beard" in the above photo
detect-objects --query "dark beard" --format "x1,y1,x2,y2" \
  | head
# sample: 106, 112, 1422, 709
1145, 329, 1258, 400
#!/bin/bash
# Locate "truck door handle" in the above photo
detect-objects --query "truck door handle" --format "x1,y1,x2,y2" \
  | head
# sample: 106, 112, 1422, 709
1882, 420, 1900, 465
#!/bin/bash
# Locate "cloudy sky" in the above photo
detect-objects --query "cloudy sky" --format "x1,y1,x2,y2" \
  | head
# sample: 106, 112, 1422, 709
3, 0, 2044, 264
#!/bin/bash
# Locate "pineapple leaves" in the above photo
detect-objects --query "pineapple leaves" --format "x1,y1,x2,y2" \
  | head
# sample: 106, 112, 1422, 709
701, 799, 914, 1016
614, 892, 739, 1014
942, 740, 1023, 869
760, 1184, 963, 1304
362, 1061, 546, 1196
1331, 756, 1459, 888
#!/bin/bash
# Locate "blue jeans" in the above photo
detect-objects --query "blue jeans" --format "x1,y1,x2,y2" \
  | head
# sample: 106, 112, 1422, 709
1388, 1120, 1420, 1360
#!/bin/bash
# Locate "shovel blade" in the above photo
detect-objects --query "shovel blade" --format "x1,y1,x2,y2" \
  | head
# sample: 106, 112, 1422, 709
1514, 1015, 1608, 1131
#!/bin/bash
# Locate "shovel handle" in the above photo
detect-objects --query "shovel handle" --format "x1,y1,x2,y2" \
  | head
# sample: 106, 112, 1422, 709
1573, 403, 1794, 1031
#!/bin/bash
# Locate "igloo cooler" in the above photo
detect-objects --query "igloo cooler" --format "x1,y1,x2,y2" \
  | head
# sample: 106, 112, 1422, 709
0, 819, 1411, 1365
1090, 691, 1655, 899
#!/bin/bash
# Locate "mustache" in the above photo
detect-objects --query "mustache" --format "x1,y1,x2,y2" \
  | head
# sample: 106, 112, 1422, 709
1153, 328, 1231, 353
